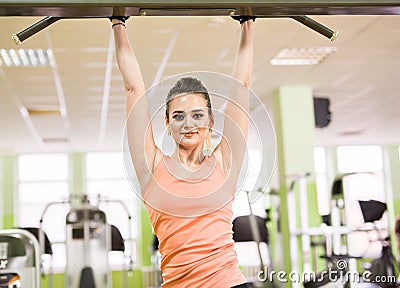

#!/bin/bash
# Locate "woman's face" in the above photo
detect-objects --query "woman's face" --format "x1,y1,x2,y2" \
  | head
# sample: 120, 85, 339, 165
166, 93, 213, 149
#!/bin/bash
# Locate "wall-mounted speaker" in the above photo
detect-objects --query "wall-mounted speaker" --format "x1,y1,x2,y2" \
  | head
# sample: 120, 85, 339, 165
313, 97, 331, 128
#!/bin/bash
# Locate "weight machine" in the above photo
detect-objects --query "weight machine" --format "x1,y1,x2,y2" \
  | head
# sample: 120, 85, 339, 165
0, 229, 41, 288
39, 194, 135, 288
232, 190, 276, 288
294, 173, 398, 288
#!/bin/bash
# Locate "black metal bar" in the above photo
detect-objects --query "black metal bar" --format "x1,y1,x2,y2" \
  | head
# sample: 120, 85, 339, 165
11, 16, 61, 45
252, 14, 338, 40
11, 12, 337, 46
291, 15, 338, 41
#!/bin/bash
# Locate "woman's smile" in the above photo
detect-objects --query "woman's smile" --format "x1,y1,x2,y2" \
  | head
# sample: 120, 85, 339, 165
181, 130, 199, 137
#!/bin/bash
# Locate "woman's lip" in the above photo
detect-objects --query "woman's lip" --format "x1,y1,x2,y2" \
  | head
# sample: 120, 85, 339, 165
181, 131, 198, 136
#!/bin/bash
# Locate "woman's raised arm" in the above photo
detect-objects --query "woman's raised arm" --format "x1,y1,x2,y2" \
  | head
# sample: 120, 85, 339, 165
112, 18, 161, 188
214, 19, 254, 180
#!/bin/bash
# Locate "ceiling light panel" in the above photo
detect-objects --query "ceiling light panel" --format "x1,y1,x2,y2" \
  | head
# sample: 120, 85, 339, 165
0, 49, 53, 67
270, 47, 337, 66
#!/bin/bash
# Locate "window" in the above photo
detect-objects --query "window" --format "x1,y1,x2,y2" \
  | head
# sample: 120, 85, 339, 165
337, 145, 383, 173
233, 148, 266, 218
18, 153, 70, 270
86, 152, 137, 269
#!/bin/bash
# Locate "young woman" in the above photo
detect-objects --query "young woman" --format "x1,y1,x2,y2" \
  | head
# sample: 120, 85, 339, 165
113, 16, 254, 288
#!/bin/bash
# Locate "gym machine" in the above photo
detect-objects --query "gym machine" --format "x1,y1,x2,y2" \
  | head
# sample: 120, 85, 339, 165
0, 229, 41, 288
295, 173, 397, 288
232, 190, 275, 288
39, 194, 134, 288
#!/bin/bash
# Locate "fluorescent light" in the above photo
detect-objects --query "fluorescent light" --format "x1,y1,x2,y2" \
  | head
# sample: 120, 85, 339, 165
47, 49, 56, 67
18, 49, 29, 66
27, 49, 38, 66
270, 47, 337, 66
0, 49, 53, 67
9, 49, 21, 66
270, 59, 319, 65
0, 49, 12, 66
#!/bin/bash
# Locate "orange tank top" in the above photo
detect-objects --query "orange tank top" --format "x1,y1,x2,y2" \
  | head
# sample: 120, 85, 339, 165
143, 155, 246, 288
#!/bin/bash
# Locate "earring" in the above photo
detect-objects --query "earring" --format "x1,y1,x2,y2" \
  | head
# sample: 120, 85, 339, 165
168, 130, 171, 136
209, 128, 212, 134
202, 129, 212, 157
205, 134, 211, 150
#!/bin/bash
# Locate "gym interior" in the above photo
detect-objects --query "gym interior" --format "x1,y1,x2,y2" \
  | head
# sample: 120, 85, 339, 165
0, 1, 400, 288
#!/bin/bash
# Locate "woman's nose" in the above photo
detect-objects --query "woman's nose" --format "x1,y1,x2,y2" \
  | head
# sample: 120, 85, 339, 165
183, 115, 194, 128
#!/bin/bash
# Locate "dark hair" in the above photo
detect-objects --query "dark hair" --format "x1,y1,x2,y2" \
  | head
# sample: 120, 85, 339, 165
165, 77, 212, 119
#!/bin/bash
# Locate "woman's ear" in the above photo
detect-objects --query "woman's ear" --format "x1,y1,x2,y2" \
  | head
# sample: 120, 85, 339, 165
209, 113, 215, 129
165, 116, 171, 135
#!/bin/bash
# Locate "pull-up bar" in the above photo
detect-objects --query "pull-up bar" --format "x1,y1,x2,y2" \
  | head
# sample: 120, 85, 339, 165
12, 16, 61, 45
6, 0, 400, 44
11, 12, 338, 45
1, 1, 400, 17
291, 16, 338, 41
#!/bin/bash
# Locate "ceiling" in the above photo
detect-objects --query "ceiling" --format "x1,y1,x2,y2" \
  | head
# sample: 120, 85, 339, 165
0, 14, 399, 154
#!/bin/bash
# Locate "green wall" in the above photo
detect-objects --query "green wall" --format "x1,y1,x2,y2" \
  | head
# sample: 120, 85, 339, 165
0, 155, 17, 228
273, 86, 317, 286
69, 152, 86, 196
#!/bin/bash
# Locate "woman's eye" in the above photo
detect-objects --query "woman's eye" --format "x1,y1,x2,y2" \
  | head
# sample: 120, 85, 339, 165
193, 113, 203, 119
173, 114, 184, 121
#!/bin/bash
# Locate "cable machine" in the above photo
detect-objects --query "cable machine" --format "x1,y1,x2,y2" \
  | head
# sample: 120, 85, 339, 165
39, 194, 135, 288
